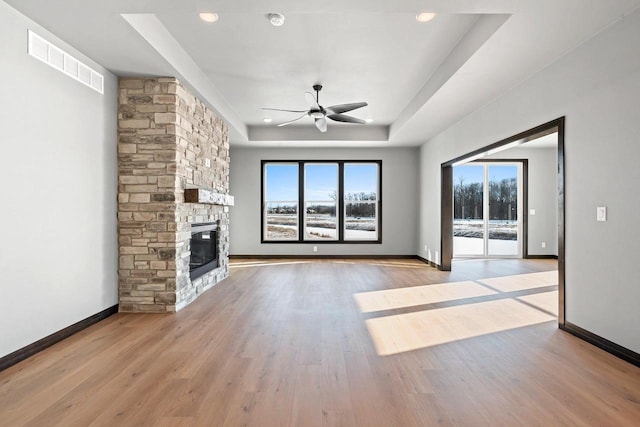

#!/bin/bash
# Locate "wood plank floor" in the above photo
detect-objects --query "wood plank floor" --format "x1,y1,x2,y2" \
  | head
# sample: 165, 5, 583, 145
1, 258, 639, 426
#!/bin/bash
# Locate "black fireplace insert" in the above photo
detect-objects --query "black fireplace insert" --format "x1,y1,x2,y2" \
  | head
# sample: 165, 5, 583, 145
189, 223, 218, 280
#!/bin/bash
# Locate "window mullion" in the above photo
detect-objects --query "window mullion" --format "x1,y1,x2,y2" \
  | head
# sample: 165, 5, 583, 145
378, 160, 382, 243
338, 162, 344, 241
298, 161, 304, 242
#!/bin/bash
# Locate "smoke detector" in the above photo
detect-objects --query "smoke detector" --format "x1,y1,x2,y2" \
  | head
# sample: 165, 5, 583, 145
267, 13, 285, 27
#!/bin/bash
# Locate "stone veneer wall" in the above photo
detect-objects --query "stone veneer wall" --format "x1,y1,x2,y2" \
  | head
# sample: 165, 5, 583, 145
117, 77, 230, 313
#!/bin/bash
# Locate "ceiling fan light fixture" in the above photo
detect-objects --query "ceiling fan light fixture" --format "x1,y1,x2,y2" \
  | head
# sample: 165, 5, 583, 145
310, 111, 324, 119
416, 12, 436, 23
267, 13, 285, 27
365, 118, 374, 123
199, 12, 219, 23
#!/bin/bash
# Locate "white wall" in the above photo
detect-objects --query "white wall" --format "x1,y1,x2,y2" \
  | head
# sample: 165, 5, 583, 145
0, 2, 118, 358
418, 10, 640, 352
485, 145, 558, 256
230, 147, 418, 256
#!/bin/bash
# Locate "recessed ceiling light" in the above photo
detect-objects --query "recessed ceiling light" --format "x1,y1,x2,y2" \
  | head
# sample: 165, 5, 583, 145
263, 118, 273, 123
199, 12, 219, 23
416, 12, 436, 23
267, 13, 285, 27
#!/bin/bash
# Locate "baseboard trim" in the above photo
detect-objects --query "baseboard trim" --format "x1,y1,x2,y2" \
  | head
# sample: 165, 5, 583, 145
561, 322, 640, 368
230, 254, 418, 260
415, 255, 440, 269
525, 255, 559, 259
0, 304, 119, 372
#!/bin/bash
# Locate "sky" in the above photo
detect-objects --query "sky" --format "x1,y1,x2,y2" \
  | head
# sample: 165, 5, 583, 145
265, 164, 298, 201
453, 164, 518, 185
265, 163, 378, 202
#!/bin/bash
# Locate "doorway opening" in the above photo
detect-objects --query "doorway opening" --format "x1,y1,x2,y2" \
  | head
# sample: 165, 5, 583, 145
440, 117, 565, 326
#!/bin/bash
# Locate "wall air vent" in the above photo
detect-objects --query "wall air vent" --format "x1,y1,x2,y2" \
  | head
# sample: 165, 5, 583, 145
27, 30, 104, 94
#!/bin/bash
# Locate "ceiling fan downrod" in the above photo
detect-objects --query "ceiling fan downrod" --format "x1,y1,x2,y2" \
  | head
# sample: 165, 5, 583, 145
313, 84, 322, 104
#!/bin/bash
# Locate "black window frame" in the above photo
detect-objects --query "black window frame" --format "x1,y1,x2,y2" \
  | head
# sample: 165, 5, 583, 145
261, 160, 382, 244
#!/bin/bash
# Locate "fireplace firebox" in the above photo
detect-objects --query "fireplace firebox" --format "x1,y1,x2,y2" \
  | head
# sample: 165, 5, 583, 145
189, 223, 218, 280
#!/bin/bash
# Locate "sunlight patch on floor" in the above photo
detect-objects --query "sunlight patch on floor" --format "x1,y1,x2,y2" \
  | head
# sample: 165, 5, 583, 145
329, 260, 429, 269
477, 270, 557, 292
362, 262, 431, 269
353, 281, 498, 313
229, 261, 311, 269
517, 291, 558, 316
365, 294, 557, 356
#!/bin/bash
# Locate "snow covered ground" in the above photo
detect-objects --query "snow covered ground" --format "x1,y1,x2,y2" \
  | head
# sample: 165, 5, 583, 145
344, 229, 377, 240
265, 214, 376, 240
454, 236, 519, 256
454, 219, 517, 240
453, 219, 519, 255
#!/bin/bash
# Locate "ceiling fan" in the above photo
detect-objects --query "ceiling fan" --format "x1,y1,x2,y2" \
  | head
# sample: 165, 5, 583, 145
262, 84, 368, 133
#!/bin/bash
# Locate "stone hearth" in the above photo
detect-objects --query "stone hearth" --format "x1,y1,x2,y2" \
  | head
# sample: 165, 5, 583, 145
117, 77, 232, 312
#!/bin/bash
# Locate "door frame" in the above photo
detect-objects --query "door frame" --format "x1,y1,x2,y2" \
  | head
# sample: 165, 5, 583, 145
440, 117, 565, 326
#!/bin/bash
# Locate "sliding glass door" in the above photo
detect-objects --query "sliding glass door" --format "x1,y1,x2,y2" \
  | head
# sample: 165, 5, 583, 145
453, 162, 522, 258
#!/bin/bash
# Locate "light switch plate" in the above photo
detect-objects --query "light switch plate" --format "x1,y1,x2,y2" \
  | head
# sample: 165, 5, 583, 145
205, 158, 211, 168
530, 209, 536, 215
597, 206, 607, 222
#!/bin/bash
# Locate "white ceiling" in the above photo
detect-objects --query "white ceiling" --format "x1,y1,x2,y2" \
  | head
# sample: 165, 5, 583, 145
6, 0, 640, 147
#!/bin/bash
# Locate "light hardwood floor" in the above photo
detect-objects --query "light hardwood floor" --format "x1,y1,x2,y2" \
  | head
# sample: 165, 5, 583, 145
1, 258, 639, 426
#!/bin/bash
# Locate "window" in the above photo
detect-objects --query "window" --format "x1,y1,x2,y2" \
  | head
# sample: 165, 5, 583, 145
263, 163, 299, 240
262, 160, 381, 243
344, 163, 379, 241
304, 163, 339, 240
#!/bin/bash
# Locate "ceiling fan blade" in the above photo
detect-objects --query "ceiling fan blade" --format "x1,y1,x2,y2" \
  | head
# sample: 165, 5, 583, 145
325, 102, 368, 115
277, 113, 308, 127
262, 107, 308, 113
315, 117, 327, 132
327, 113, 366, 124
305, 92, 320, 110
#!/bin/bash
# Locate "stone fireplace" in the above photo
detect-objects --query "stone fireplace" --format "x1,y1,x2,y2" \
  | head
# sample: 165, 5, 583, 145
117, 77, 233, 313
